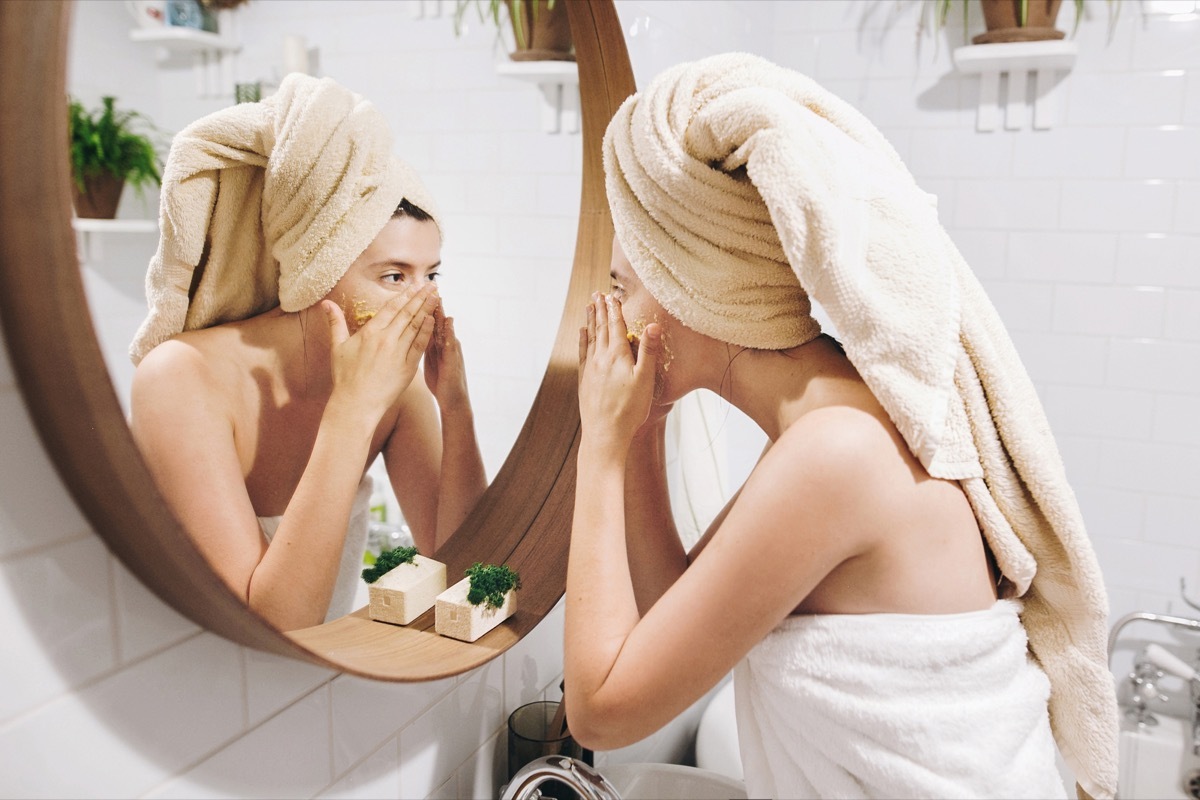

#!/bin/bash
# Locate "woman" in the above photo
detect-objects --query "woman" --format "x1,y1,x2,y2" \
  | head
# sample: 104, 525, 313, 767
128, 75, 486, 631
565, 54, 1117, 799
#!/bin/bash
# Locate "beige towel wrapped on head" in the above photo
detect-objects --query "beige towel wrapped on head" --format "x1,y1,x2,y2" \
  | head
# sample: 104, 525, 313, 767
604, 52, 1117, 799
130, 73, 440, 364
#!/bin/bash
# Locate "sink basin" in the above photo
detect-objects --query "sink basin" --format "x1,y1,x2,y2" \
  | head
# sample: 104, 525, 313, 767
1119, 713, 1200, 800
602, 762, 747, 800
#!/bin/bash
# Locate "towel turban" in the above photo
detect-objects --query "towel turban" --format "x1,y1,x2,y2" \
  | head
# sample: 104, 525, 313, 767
130, 73, 440, 365
604, 53, 1118, 799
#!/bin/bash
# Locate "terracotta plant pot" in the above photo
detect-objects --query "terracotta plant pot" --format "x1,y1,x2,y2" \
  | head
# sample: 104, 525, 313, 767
72, 172, 125, 219
509, 0, 573, 62
973, 0, 1065, 44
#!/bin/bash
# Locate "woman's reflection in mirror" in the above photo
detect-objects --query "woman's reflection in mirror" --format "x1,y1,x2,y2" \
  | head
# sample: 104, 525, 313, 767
127, 75, 486, 631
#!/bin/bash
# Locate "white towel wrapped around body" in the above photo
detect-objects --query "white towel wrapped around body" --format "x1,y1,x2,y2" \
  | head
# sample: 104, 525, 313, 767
603, 52, 1118, 798
734, 600, 1067, 799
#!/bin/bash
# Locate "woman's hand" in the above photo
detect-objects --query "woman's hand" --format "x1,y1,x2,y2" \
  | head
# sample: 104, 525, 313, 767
577, 292, 662, 457
423, 300, 472, 416
322, 283, 438, 420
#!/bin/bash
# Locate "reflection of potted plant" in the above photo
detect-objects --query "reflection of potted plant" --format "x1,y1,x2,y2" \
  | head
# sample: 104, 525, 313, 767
68, 96, 162, 219
364, 546, 449, 627
935, 0, 1084, 44
454, 0, 573, 62
435, 562, 521, 642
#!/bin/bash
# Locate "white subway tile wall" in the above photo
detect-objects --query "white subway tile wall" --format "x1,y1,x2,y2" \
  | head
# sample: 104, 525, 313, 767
2, 1, 1198, 797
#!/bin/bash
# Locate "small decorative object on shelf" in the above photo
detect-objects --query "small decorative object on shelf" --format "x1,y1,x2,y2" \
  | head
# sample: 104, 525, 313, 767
234, 82, 261, 104
129, 2, 243, 99
435, 562, 520, 642
166, 0, 218, 33
68, 96, 163, 219
365, 546, 448, 626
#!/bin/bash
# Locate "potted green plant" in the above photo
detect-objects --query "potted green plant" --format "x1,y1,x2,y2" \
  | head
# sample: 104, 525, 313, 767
454, 0, 573, 62
68, 95, 163, 219
935, 0, 1086, 44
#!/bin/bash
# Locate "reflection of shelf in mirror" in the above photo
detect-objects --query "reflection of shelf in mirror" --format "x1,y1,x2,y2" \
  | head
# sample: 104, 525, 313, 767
288, 603, 520, 680
130, 15, 240, 99
129, 27, 239, 52
72, 218, 158, 262
496, 61, 580, 134
953, 41, 1077, 132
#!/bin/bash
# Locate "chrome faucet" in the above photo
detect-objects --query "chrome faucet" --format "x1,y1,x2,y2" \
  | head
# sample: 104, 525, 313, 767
1109, 606, 1200, 755
500, 756, 622, 800
1141, 642, 1200, 755
1126, 655, 1168, 726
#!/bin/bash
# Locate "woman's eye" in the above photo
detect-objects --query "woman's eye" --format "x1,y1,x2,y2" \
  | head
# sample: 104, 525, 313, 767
426, 272, 440, 283
384, 273, 405, 283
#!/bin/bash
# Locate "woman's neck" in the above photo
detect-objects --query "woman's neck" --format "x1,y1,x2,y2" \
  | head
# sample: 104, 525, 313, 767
704, 334, 855, 442
247, 306, 333, 403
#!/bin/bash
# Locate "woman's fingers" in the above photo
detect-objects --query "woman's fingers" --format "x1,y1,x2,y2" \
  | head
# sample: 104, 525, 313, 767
578, 326, 588, 368
384, 283, 438, 332
409, 311, 436, 356
322, 300, 349, 347
593, 292, 609, 350
396, 291, 440, 351
366, 281, 425, 328
585, 301, 597, 354
635, 322, 661, 381
609, 295, 629, 346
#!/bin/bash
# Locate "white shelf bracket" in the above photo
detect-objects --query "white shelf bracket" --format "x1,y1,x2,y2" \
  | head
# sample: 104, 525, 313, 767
495, 61, 581, 135
953, 41, 1077, 132
411, 0, 446, 19
131, 12, 241, 99
72, 219, 159, 264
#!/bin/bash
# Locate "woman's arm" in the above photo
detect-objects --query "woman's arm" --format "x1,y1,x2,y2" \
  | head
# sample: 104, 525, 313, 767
622, 417, 687, 616
566, 294, 870, 750
384, 310, 487, 555
425, 313, 487, 548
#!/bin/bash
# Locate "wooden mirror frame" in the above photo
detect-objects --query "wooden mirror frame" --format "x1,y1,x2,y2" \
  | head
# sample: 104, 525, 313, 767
0, 0, 635, 680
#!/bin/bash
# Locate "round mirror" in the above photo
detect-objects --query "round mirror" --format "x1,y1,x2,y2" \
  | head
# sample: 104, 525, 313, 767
0, 0, 635, 680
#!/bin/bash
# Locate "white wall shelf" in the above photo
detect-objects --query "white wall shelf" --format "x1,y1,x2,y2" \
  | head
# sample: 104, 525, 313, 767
129, 27, 238, 52
953, 41, 1078, 132
495, 61, 580, 134
72, 218, 157, 262
129, 13, 240, 99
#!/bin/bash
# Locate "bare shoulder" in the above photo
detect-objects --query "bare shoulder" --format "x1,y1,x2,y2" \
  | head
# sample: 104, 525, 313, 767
130, 331, 242, 428
762, 405, 908, 490
741, 404, 925, 549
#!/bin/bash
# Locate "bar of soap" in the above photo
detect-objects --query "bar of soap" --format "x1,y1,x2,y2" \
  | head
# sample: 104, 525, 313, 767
367, 555, 446, 626
434, 577, 516, 642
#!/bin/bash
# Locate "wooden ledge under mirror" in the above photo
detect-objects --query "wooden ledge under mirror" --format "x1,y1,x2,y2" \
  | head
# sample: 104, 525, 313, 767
0, 0, 635, 681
